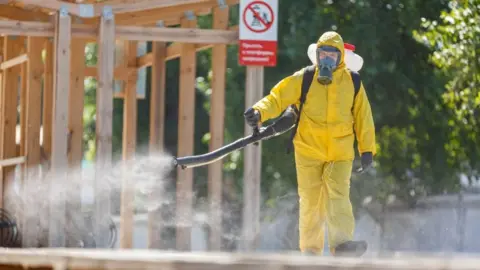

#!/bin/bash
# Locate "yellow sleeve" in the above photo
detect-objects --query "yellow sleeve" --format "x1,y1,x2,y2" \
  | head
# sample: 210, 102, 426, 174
353, 82, 377, 156
252, 69, 303, 122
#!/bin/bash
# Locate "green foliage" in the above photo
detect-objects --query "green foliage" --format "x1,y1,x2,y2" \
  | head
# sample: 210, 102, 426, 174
83, 43, 98, 162
413, 0, 480, 184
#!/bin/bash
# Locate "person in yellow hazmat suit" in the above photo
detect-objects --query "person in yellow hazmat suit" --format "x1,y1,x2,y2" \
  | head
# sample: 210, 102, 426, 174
243, 31, 376, 256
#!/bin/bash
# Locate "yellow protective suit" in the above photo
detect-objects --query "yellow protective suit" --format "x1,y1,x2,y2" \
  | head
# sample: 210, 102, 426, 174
252, 31, 376, 254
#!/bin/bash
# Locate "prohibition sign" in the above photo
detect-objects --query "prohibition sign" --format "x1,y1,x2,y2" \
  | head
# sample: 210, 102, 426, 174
242, 1, 274, 33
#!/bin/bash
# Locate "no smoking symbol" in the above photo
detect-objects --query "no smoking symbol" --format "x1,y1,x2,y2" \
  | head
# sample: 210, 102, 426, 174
243, 1, 274, 33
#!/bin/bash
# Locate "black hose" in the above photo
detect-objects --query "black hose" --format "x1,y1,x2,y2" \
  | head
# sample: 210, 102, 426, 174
174, 106, 298, 169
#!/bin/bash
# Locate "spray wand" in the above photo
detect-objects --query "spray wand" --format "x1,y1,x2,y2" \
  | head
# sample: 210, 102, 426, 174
173, 106, 298, 169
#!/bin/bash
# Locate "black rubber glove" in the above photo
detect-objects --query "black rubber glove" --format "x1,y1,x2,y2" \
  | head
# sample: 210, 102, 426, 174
244, 107, 260, 128
357, 152, 373, 174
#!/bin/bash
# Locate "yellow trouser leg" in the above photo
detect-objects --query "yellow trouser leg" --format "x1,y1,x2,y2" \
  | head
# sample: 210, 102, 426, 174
295, 152, 355, 255
323, 160, 355, 255
295, 152, 327, 254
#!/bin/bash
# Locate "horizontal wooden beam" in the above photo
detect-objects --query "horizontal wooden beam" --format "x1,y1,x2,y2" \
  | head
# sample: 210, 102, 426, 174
0, 249, 477, 270
96, 0, 212, 16
113, 91, 144, 99
136, 24, 238, 67
0, 4, 52, 21
0, 156, 26, 167
0, 21, 96, 38
0, 53, 28, 70
84, 66, 136, 79
115, 25, 238, 43
0, 20, 238, 44
90, 0, 239, 26
14, 0, 82, 17
136, 43, 212, 68
17, 0, 219, 18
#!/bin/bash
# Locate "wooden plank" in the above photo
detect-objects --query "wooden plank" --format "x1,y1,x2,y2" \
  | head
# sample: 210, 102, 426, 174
120, 40, 138, 249
0, 36, 24, 210
0, 20, 239, 44
137, 44, 210, 68
67, 39, 86, 169
42, 38, 54, 167
113, 90, 145, 99
20, 56, 27, 164
0, 36, 3, 61
84, 66, 135, 80
148, 39, 166, 249
15, 0, 80, 17
0, 21, 95, 38
48, 10, 71, 248
18, 47, 27, 246
0, 54, 28, 70
40, 38, 53, 247
241, 66, 263, 251
94, 7, 115, 249
95, 0, 239, 26
135, 25, 239, 68
0, 156, 26, 167
208, 4, 229, 251
0, 248, 479, 270
65, 39, 86, 247
95, 0, 210, 16
17, 0, 216, 17
0, 20, 55, 37
115, 25, 237, 44
0, 3, 219, 27
176, 13, 197, 251
22, 36, 44, 248
0, 5, 51, 21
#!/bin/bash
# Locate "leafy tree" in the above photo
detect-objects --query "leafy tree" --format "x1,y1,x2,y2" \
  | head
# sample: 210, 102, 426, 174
413, 0, 480, 188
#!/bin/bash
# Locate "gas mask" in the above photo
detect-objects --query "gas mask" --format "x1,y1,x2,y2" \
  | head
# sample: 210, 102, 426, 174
316, 46, 341, 85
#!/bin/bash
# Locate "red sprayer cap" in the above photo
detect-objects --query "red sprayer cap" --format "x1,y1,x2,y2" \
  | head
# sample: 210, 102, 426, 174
344, 43, 355, 51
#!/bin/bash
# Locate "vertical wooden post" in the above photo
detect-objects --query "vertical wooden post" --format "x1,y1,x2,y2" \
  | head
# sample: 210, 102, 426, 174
65, 39, 86, 247
20, 59, 27, 158
208, 4, 229, 251
67, 40, 86, 166
41, 38, 54, 245
42, 39, 54, 168
95, 6, 115, 248
49, 8, 71, 247
148, 23, 167, 249
0, 36, 3, 61
176, 11, 197, 251
1, 36, 24, 208
19, 47, 27, 207
122, 41, 138, 160
119, 40, 137, 249
241, 66, 263, 251
22, 36, 44, 248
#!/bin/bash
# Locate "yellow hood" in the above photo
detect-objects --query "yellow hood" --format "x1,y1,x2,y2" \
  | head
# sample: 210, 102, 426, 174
316, 31, 345, 69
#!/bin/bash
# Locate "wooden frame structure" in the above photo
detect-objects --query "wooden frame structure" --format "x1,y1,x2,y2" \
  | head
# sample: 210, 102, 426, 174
0, 0, 264, 251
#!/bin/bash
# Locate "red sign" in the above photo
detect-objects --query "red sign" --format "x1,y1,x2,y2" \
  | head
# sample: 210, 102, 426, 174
239, 0, 278, 66
243, 1, 274, 33
239, 40, 277, 66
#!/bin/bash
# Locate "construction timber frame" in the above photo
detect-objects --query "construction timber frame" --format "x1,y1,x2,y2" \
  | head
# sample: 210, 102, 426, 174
0, 0, 265, 252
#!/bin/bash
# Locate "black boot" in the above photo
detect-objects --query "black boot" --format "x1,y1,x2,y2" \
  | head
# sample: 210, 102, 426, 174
333, 240, 367, 257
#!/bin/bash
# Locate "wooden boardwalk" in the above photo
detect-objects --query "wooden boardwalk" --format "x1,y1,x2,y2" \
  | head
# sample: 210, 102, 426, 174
0, 249, 479, 270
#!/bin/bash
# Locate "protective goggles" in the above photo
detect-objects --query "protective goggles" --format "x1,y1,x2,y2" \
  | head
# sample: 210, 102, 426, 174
316, 46, 341, 66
